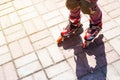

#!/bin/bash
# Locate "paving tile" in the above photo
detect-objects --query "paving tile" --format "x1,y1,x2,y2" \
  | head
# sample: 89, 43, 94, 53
9, 12, 20, 25
103, 26, 120, 40
17, 61, 41, 78
0, 7, 15, 17
4, 24, 23, 35
44, 0, 58, 11
114, 16, 120, 25
55, 1, 65, 8
32, 16, 46, 31
0, 0, 13, 5
59, 7, 70, 20
62, 48, 74, 59
0, 15, 11, 29
20, 11, 39, 21
45, 61, 71, 78
98, 0, 115, 6
45, 16, 64, 27
42, 10, 61, 21
23, 17, 46, 34
86, 54, 97, 68
50, 70, 76, 80
30, 29, 50, 42
13, 0, 32, 10
106, 50, 120, 64
102, 2, 120, 13
31, 0, 41, 4
0, 67, 5, 80
18, 37, 34, 54
102, 10, 112, 23
108, 8, 120, 18
47, 44, 64, 63
21, 70, 48, 80
109, 36, 120, 55
35, 3, 48, 15
37, 49, 53, 67
104, 42, 113, 53
17, 6, 38, 21
19, 0, 32, 7
0, 45, 8, 55
58, 21, 68, 31
21, 76, 33, 80
0, 53, 12, 65
102, 20, 118, 32
112, 60, 120, 75
17, 6, 35, 15
0, 2, 12, 10
49, 25, 61, 40
82, 20, 89, 30
102, 64, 120, 80
33, 70, 48, 80
23, 20, 36, 34
32, 36, 54, 50
9, 41, 24, 59
6, 29, 26, 42
0, 31, 6, 46
67, 57, 76, 71
3, 62, 18, 80
81, 14, 89, 23
14, 52, 37, 68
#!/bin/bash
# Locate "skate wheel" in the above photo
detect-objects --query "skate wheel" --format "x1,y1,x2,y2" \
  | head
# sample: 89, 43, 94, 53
57, 36, 63, 44
82, 41, 90, 48
82, 42, 87, 48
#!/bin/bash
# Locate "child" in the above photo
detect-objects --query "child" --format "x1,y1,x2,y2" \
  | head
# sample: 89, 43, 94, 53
60, 0, 102, 48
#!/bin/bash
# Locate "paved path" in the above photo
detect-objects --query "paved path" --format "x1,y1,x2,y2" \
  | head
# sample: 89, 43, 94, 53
0, 0, 120, 80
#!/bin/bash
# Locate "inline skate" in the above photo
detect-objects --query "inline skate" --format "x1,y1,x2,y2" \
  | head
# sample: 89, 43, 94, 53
82, 23, 102, 48
57, 23, 83, 44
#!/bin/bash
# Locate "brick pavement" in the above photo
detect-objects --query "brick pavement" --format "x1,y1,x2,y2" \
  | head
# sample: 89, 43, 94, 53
0, 0, 120, 80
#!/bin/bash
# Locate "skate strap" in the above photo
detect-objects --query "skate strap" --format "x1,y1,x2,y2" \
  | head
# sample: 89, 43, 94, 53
90, 23, 102, 30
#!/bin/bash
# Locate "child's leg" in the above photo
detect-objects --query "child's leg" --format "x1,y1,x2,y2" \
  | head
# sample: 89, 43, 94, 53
84, 5, 102, 42
69, 9, 81, 27
61, 8, 82, 37
89, 5, 102, 28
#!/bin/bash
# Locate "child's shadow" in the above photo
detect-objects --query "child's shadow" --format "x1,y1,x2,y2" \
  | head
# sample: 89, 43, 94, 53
58, 34, 107, 80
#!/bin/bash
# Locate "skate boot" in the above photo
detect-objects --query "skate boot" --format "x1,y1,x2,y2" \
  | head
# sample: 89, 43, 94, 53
82, 22, 102, 48
57, 22, 83, 44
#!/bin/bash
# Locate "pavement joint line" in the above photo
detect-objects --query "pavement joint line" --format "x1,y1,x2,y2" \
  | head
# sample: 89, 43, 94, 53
0, 0, 14, 5
17, 59, 71, 80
